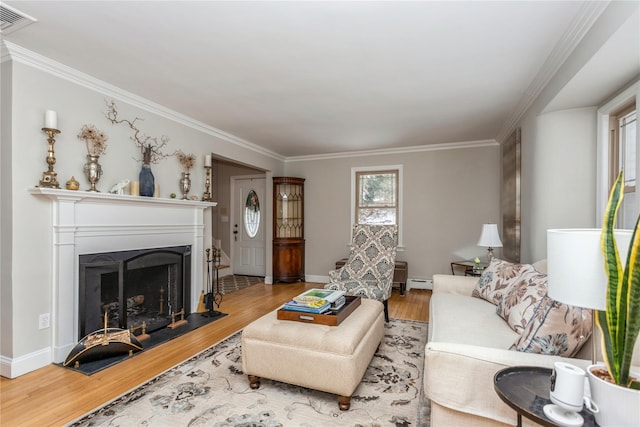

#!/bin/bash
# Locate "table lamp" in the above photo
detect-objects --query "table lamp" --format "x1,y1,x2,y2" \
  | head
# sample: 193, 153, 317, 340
545, 228, 631, 426
478, 224, 503, 262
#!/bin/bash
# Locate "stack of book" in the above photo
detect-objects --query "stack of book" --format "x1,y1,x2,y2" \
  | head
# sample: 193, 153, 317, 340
281, 289, 347, 314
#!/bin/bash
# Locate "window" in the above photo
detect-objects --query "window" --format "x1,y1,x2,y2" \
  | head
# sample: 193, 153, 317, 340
355, 170, 398, 225
244, 189, 260, 238
351, 165, 403, 247
609, 103, 637, 229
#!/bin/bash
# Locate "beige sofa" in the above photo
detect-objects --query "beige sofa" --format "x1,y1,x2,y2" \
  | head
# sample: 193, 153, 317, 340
424, 262, 640, 427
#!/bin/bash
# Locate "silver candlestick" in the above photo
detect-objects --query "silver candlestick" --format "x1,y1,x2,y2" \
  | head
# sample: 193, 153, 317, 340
202, 165, 212, 201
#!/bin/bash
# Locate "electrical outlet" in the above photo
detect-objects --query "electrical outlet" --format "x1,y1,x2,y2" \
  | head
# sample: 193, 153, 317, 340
39, 313, 50, 329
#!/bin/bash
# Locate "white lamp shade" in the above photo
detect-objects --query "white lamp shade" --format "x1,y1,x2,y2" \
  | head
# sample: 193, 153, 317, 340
547, 229, 632, 310
478, 224, 503, 247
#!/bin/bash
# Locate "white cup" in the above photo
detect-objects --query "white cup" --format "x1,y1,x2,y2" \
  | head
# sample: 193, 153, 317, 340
550, 362, 599, 414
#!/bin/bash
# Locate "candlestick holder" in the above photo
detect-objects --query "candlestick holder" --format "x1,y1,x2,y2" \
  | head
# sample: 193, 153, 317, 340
202, 165, 212, 201
38, 128, 61, 188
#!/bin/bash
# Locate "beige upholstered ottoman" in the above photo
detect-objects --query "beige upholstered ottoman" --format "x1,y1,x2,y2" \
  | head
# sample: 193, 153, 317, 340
241, 298, 384, 410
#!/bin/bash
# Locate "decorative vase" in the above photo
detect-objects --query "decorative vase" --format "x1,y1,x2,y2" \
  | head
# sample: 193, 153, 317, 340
587, 364, 640, 427
83, 155, 102, 192
139, 163, 155, 197
180, 172, 191, 200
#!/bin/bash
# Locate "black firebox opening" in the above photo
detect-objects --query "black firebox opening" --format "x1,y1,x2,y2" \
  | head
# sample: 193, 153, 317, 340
79, 246, 191, 338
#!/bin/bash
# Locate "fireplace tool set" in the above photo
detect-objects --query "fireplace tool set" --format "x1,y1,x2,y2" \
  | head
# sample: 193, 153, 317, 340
200, 247, 224, 316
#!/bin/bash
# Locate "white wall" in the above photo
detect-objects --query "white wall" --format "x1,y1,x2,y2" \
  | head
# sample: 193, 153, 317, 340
213, 161, 269, 257
526, 107, 598, 260
284, 143, 501, 281
0, 57, 284, 377
1, 60, 13, 359
516, 2, 638, 262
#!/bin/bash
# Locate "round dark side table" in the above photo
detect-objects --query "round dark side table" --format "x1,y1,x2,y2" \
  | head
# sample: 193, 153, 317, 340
494, 366, 599, 427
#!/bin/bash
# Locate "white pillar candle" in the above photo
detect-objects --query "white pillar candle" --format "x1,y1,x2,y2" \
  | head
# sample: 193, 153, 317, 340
129, 181, 140, 196
44, 110, 57, 129
205, 154, 211, 167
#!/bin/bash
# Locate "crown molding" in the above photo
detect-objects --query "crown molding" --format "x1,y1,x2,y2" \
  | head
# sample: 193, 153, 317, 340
496, 1, 609, 143
2, 41, 286, 162
285, 139, 498, 163
2, 41, 502, 163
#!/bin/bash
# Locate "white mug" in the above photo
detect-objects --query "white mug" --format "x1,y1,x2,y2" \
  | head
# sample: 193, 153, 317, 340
550, 362, 599, 414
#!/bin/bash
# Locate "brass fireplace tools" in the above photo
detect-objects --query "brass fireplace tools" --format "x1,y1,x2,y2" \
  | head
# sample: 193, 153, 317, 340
202, 247, 224, 317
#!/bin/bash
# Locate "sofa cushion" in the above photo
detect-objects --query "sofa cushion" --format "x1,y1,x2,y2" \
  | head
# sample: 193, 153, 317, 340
496, 270, 548, 333
472, 258, 536, 305
430, 292, 519, 348
510, 296, 592, 357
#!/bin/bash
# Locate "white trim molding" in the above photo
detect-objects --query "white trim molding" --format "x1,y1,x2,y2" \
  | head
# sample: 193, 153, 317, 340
2, 41, 285, 162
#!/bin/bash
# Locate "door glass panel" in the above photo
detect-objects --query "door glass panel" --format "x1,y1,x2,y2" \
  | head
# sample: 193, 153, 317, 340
244, 189, 260, 238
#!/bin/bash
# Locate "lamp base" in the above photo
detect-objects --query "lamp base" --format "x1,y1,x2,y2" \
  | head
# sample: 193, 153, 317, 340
543, 404, 583, 427
487, 247, 495, 263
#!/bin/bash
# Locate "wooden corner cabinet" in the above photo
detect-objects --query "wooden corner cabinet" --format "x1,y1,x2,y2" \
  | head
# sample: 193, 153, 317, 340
273, 177, 305, 283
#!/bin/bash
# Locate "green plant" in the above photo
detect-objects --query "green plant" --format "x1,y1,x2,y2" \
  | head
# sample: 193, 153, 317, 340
599, 170, 640, 389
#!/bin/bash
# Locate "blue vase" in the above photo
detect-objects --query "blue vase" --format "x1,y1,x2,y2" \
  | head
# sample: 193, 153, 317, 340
139, 163, 155, 197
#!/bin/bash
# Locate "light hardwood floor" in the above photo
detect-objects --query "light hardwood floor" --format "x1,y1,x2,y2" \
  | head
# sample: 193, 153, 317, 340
0, 283, 430, 426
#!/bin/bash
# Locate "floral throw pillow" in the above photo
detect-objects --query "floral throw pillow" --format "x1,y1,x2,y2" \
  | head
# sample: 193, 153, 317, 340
496, 270, 548, 333
472, 258, 536, 306
510, 296, 592, 357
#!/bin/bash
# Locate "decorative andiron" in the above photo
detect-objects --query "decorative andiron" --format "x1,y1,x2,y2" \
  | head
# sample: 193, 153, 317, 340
168, 308, 187, 329
39, 127, 61, 188
129, 321, 150, 341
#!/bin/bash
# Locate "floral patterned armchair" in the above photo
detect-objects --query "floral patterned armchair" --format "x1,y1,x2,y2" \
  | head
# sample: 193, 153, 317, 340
325, 224, 398, 322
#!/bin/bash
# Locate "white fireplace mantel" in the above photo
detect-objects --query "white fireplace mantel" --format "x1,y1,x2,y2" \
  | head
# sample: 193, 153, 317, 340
30, 188, 216, 363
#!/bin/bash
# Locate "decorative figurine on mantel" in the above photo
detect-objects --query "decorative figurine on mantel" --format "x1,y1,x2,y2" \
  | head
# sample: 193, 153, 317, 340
77, 124, 108, 192
176, 150, 195, 200
105, 100, 173, 197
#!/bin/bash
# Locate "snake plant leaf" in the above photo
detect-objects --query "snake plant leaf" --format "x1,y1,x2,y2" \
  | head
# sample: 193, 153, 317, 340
598, 170, 640, 388
599, 171, 624, 381
621, 214, 640, 387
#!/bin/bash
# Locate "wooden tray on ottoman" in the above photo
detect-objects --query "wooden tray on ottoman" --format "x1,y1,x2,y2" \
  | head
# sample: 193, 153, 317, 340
277, 295, 361, 326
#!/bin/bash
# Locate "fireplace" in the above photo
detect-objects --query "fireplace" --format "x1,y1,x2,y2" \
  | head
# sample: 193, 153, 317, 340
79, 246, 191, 337
30, 188, 216, 364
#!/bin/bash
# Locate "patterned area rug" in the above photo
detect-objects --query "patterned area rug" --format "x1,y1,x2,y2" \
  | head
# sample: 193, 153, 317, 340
67, 319, 430, 427
219, 274, 264, 294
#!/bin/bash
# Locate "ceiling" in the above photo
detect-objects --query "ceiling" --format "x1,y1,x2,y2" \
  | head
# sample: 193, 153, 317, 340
2, 1, 637, 158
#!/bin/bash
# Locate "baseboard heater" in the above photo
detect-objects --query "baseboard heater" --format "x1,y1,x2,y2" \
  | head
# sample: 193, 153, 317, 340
407, 278, 433, 290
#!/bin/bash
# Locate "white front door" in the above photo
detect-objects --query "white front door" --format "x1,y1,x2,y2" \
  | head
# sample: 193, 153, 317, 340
232, 177, 266, 276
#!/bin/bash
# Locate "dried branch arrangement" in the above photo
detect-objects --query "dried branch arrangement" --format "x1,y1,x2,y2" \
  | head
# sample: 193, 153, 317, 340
105, 100, 173, 164
176, 150, 196, 173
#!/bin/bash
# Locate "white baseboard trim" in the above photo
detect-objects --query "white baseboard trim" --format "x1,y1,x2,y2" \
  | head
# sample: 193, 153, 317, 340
303, 274, 329, 284
407, 278, 433, 290
0, 347, 51, 379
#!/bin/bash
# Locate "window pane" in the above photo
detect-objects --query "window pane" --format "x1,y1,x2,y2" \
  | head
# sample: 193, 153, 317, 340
621, 111, 636, 188
358, 208, 396, 224
358, 173, 396, 207
244, 190, 260, 238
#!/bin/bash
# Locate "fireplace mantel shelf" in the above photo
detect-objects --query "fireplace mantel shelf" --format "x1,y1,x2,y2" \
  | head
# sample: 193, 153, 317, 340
29, 187, 217, 208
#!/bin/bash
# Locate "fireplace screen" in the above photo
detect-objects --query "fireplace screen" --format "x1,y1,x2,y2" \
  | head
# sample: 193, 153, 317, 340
79, 246, 191, 337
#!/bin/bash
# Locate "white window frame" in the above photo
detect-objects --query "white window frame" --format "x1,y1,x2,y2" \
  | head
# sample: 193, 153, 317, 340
350, 165, 404, 249
596, 81, 640, 226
